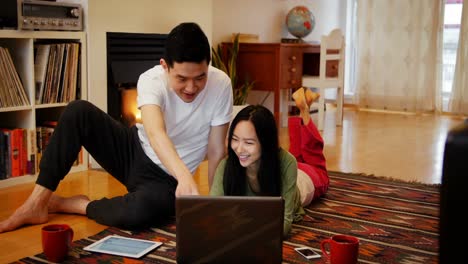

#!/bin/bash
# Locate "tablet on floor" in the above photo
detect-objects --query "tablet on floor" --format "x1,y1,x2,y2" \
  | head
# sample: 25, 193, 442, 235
83, 235, 162, 258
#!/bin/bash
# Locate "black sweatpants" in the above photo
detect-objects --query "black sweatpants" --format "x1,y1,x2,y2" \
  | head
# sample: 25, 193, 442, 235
36, 100, 178, 230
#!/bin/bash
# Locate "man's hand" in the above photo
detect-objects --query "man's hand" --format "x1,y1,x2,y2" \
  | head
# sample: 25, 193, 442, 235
175, 175, 199, 196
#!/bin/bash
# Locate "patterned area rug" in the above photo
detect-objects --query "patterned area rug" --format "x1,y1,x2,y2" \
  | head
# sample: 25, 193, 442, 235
13, 171, 439, 264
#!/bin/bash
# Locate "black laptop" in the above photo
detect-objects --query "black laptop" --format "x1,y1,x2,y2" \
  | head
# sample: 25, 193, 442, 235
176, 196, 284, 264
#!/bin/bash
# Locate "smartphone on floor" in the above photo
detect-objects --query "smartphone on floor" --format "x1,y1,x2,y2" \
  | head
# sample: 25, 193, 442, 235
295, 247, 321, 260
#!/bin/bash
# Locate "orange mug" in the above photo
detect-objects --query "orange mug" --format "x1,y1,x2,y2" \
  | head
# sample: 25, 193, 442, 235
320, 234, 359, 264
41, 224, 74, 263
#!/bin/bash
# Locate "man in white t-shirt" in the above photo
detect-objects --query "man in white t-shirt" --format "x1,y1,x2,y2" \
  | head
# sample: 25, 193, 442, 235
0, 22, 233, 232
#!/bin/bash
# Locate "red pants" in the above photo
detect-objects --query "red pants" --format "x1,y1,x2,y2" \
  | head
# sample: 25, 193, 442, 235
288, 117, 329, 199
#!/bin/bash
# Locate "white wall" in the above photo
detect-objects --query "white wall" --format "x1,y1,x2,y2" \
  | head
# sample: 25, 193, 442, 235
86, 0, 347, 112
87, 0, 213, 112
85, 0, 212, 167
213, 0, 346, 44
212, 0, 347, 110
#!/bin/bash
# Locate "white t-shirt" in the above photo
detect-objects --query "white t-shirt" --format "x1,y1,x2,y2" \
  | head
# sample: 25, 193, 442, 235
136, 65, 233, 176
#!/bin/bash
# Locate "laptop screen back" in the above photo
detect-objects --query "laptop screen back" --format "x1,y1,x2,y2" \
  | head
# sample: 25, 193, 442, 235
176, 196, 284, 264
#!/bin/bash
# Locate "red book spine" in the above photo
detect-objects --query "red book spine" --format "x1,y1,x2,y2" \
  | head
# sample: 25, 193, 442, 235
10, 129, 21, 177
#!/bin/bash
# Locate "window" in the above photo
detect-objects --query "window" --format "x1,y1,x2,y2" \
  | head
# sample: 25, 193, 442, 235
442, 0, 463, 111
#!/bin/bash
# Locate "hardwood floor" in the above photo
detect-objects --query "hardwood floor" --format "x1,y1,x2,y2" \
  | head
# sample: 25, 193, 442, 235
0, 171, 123, 263
306, 107, 464, 184
0, 107, 464, 263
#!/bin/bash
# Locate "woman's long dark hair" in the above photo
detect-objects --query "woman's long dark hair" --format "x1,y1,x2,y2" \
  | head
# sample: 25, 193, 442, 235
223, 105, 281, 196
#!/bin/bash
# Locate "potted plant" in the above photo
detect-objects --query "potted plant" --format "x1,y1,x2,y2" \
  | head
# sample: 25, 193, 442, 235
211, 33, 255, 106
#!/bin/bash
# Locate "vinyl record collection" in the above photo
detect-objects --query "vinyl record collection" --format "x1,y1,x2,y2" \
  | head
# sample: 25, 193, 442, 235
0, 46, 29, 108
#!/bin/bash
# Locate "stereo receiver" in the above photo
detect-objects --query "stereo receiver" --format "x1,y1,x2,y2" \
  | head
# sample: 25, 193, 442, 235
0, 0, 83, 31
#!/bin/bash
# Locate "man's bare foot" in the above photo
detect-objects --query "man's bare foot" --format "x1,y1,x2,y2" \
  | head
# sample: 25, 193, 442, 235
0, 185, 54, 233
0, 198, 49, 233
48, 194, 90, 215
304, 88, 320, 106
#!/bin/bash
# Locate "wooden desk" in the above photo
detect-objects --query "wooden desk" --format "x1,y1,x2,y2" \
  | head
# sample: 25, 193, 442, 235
222, 42, 329, 126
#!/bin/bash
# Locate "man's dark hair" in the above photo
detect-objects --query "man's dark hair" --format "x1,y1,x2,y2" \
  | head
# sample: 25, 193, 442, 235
164, 22, 211, 68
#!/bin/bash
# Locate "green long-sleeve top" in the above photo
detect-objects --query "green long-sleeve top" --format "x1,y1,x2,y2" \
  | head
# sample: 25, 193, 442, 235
210, 148, 305, 237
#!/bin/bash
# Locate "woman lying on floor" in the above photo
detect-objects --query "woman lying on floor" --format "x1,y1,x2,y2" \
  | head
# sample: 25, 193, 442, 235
210, 87, 330, 236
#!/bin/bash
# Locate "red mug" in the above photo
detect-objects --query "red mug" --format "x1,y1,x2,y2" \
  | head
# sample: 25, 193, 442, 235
41, 224, 74, 263
320, 234, 359, 264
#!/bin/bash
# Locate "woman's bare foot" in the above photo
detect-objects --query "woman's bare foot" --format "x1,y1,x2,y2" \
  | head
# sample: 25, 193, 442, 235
292, 88, 309, 112
304, 88, 320, 106
0, 186, 51, 233
292, 88, 312, 125
48, 194, 90, 215
292, 88, 308, 111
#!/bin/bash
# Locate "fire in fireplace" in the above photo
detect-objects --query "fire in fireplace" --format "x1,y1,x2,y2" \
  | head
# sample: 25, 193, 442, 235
120, 88, 140, 126
106, 32, 167, 126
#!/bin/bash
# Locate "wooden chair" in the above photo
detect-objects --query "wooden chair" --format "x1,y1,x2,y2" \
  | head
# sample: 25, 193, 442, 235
302, 29, 345, 131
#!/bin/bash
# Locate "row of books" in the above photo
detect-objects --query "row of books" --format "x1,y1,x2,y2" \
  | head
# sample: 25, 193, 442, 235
0, 47, 30, 108
34, 42, 81, 104
0, 123, 83, 180
0, 128, 36, 179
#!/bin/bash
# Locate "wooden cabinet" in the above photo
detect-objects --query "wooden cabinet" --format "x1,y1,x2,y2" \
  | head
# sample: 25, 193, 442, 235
280, 45, 305, 90
222, 42, 320, 126
0, 30, 88, 188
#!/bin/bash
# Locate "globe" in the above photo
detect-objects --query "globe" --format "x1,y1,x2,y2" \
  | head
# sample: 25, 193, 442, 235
286, 6, 315, 39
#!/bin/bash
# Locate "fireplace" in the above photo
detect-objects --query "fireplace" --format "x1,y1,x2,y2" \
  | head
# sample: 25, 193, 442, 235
106, 32, 167, 126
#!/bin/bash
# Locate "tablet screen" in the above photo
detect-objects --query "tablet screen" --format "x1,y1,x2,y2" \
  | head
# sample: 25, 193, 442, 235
83, 235, 162, 258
